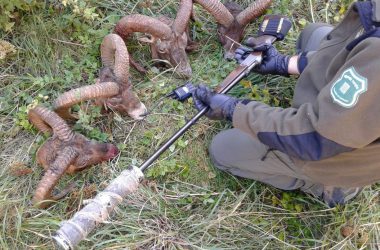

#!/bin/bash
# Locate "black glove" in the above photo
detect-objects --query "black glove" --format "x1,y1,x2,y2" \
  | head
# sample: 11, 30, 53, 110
235, 37, 290, 77
192, 84, 238, 121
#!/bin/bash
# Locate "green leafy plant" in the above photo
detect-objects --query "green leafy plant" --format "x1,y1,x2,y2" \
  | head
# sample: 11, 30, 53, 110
61, 0, 99, 22
147, 158, 190, 179
0, 0, 41, 31
15, 94, 48, 132
73, 106, 110, 142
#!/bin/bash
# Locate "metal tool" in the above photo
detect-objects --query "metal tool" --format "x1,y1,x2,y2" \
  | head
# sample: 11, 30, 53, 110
52, 15, 291, 249
166, 82, 196, 102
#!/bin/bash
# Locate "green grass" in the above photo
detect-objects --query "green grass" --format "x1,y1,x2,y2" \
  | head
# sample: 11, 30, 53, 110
1, 0, 379, 249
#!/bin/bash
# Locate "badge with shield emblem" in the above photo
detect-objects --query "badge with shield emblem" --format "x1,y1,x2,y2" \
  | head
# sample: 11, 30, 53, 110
330, 67, 368, 108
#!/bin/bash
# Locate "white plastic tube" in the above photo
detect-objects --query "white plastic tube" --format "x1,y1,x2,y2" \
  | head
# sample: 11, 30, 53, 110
52, 166, 144, 249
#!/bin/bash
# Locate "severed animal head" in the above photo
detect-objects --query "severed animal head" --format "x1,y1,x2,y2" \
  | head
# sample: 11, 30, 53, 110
28, 106, 119, 208
114, 0, 195, 78
194, 0, 272, 60
53, 34, 147, 121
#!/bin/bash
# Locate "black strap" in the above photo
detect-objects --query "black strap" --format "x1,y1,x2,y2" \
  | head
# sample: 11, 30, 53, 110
257, 15, 292, 41
297, 52, 309, 73
346, 1, 380, 51
372, 0, 380, 25
346, 28, 380, 51
356, 1, 375, 32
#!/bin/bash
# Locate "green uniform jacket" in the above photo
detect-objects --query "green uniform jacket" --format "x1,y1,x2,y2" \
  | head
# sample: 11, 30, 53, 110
233, 2, 380, 188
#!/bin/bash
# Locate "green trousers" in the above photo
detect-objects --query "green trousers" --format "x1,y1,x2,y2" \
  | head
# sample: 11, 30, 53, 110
209, 129, 361, 206
209, 129, 325, 197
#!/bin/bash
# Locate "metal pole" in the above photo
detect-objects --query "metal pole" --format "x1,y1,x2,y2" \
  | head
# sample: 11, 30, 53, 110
52, 54, 261, 250
140, 54, 260, 172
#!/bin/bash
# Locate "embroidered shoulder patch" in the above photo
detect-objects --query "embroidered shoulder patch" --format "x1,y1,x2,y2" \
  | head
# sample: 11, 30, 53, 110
330, 67, 368, 108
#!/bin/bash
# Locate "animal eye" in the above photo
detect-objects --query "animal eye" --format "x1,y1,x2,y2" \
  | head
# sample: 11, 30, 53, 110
158, 48, 166, 53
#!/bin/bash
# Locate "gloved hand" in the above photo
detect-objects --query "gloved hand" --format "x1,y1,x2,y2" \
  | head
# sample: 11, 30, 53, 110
192, 84, 238, 121
235, 37, 290, 76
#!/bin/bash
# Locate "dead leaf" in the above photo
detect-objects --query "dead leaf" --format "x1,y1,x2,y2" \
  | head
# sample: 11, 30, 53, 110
9, 162, 32, 176
0, 40, 16, 60
340, 225, 355, 237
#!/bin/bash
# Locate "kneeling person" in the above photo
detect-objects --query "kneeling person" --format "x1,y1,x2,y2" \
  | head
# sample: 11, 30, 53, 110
193, 0, 380, 207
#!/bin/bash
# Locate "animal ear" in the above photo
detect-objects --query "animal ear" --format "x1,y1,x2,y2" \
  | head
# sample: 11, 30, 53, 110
138, 35, 155, 44
186, 41, 199, 52
129, 56, 148, 74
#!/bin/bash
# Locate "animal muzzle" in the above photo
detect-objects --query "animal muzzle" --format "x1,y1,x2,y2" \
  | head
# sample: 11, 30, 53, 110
128, 102, 148, 120
177, 66, 192, 78
174, 58, 192, 78
224, 50, 236, 60
106, 144, 120, 159
171, 48, 192, 78
223, 39, 240, 61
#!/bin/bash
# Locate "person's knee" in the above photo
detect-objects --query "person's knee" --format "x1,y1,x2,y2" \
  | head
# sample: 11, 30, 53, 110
208, 129, 252, 170
297, 23, 334, 53
209, 131, 230, 171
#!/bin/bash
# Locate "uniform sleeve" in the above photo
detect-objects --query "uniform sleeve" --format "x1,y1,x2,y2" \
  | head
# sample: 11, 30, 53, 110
233, 38, 380, 161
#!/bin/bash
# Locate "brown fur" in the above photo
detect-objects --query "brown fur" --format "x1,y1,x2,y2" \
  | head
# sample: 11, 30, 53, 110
115, 19, 195, 78
195, 1, 272, 60
115, 0, 194, 78
29, 106, 119, 208
53, 34, 147, 121
37, 134, 118, 174
218, 2, 246, 60
94, 67, 145, 117
34, 133, 119, 208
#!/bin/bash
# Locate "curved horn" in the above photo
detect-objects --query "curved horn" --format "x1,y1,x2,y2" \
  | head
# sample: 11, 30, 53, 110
28, 106, 74, 142
101, 34, 130, 84
53, 82, 120, 120
194, 0, 234, 27
173, 0, 193, 34
236, 0, 272, 26
115, 14, 172, 40
32, 147, 78, 208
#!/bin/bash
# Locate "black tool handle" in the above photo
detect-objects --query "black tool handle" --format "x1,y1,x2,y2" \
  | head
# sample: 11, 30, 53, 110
52, 14, 292, 250
139, 53, 262, 172
257, 15, 292, 41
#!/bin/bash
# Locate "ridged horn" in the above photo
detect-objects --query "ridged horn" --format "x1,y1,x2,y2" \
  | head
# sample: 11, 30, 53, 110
28, 106, 74, 142
53, 82, 120, 120
101, 34, 129, 84
194, 0, 234, 27
173, 0, 193, 34
32, 147, 78, 208
115, 14, 172, 40
236, 0, 272, 26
